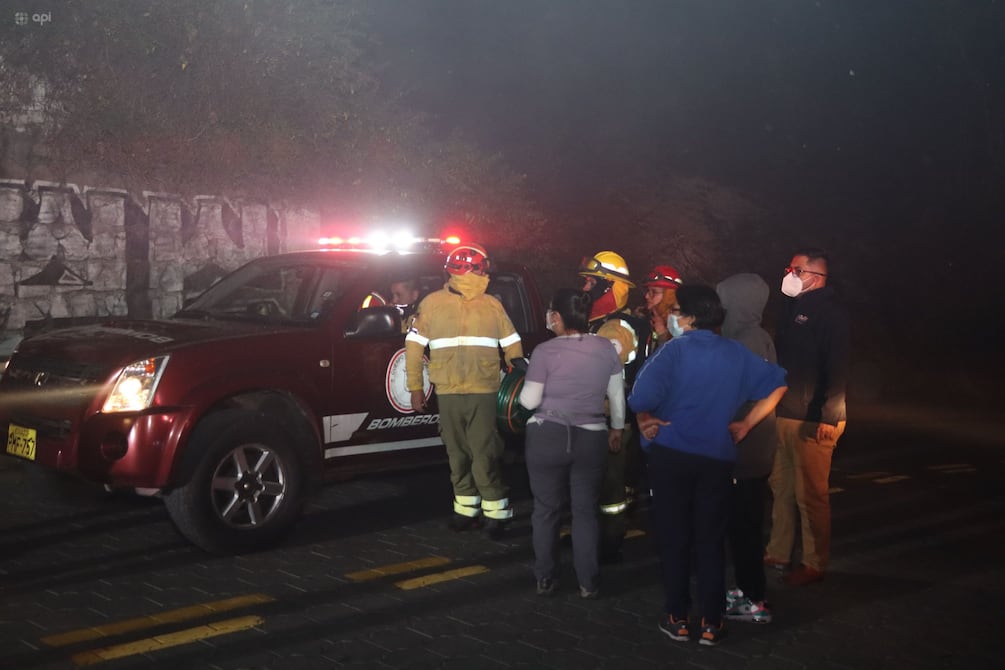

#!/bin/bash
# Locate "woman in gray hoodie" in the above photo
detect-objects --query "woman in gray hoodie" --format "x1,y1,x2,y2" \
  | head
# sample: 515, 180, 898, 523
716, 273, 779, 624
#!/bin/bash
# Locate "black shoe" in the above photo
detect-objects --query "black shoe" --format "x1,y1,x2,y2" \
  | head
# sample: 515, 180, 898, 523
447, 513, 482, 532
483, 518, 507, 540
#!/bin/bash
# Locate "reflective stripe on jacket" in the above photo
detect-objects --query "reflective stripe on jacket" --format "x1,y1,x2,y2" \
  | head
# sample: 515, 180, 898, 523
405, 286, 523, 394
592, 309, 651, 386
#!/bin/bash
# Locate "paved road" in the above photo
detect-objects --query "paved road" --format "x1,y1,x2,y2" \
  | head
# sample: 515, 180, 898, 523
1, 406, 1003, 669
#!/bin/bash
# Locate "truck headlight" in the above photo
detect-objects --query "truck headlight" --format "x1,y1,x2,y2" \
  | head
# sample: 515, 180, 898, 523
102, 356, 170, 413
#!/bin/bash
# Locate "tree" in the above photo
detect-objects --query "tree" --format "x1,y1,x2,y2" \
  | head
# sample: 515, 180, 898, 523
1, 1, 384, 200
0, 0, 554, 259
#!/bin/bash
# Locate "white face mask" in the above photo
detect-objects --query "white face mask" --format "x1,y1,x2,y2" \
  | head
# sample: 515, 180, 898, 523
667, 313, 685, 338
545, 310, 558, 333
781, 272, 804, 298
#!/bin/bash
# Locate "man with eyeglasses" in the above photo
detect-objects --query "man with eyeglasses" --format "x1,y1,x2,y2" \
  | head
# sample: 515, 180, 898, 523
765, 248, 850, 586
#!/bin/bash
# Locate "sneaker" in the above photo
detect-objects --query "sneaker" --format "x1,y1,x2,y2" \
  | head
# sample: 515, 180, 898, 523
447, 514, 482, 532
579, 585, 599, 599
536, 578, 556, 597
725, 588, 744, 609
725, 596, 773, 623
658, 615, 690, 642
699, 619, 727, 646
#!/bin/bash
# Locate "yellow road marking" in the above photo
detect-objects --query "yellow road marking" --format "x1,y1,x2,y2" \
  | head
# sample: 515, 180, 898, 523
625, 529, 646, 539
873, 475, 911, 484
394, 565, 489, 590
938, 468, 977, 474
41, 594, 274, 647
345, 556, 452, 582
828, 486, 844, 494
846, 471, 891, 480
70, 615, 263, 666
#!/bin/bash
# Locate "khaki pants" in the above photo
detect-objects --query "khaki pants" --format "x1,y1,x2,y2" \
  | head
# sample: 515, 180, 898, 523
766, 417, 846, 571
438, 393, 510, 518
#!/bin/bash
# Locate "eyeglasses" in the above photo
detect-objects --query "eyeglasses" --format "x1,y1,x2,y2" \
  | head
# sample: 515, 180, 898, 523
785, 266, 827, 278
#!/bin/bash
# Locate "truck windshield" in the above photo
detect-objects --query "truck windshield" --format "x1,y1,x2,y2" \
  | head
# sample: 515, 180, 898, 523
176, 261, 347, 323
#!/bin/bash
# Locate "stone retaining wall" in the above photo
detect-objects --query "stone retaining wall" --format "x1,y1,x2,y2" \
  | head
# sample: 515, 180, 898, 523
0, 179, 321, 357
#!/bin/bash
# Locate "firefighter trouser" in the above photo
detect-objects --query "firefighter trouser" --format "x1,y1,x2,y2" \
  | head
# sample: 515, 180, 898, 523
437, 393, 512, 520
598, 422, 639, 559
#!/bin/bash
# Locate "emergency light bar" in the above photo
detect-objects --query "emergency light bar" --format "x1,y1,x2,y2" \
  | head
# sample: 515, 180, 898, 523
317, 232, 463, 252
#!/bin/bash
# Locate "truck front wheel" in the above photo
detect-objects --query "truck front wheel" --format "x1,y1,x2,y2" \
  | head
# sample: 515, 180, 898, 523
165, 410, 308, 553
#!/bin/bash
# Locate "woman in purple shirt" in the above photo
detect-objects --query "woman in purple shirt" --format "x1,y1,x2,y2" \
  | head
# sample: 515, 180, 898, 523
519, 289, 625, 599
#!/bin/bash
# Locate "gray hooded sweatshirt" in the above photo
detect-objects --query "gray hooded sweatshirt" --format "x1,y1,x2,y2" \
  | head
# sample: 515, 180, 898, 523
716, 273, 780, 479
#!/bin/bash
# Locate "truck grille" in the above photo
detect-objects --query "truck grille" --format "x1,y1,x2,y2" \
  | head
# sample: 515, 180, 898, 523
3, 355, 106, 388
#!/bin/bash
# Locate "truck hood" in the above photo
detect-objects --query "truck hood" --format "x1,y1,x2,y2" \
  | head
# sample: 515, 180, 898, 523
13, 318, 302, 372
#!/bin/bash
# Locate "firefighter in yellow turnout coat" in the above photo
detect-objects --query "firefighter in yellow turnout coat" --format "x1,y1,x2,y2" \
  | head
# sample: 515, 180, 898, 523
406, 244, 524, 538
579, 251, 651, 561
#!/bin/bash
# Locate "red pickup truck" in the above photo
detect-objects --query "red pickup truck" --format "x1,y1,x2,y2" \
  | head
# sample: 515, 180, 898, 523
1, 243, 547, 553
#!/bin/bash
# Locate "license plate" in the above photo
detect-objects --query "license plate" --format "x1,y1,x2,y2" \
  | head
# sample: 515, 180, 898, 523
6, 423, 37, 461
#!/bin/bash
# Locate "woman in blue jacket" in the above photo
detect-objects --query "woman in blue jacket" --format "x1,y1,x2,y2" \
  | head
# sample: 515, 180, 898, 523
630, 284, 786, 647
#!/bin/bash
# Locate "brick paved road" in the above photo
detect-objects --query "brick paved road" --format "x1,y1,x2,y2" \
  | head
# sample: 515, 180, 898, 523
1, 406, 1003, 669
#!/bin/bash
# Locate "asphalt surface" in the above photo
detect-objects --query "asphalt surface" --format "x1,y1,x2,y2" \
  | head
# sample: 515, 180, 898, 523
1, 404, 1003, 670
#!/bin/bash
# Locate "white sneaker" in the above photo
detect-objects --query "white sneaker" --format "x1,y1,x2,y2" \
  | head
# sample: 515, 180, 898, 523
724, 596, 773, 623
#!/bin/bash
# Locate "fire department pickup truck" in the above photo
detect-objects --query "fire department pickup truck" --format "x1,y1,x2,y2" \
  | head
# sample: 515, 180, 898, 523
1, 241, 546, 553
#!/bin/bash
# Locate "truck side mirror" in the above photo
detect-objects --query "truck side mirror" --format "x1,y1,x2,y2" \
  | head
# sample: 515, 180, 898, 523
344, 306, 402, 338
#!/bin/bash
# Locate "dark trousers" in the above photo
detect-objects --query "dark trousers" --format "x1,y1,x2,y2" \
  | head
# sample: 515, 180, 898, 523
525, 421, 608, 591
648, 445, 732, 626
728, 476, 768, 602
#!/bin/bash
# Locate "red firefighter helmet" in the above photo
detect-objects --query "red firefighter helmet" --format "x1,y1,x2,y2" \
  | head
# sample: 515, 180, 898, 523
643, 265, 683, 289
445, 243, 491, 276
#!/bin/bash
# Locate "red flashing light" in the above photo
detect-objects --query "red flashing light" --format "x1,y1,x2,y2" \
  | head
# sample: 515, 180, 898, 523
317, 231, 464, 252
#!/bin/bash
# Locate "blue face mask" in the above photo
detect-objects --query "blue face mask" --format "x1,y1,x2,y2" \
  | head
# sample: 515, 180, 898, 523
667, 314, 685, 338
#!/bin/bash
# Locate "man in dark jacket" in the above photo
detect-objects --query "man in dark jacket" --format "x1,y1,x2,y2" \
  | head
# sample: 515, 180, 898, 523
765, 248, 850, 586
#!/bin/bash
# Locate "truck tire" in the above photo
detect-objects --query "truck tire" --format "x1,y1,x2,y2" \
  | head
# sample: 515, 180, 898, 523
164, 410, 309, 554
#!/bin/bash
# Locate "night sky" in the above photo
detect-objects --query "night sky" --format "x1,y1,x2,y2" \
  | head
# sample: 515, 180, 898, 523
368, 0, 1005, 400
373, 1, 1003, 217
